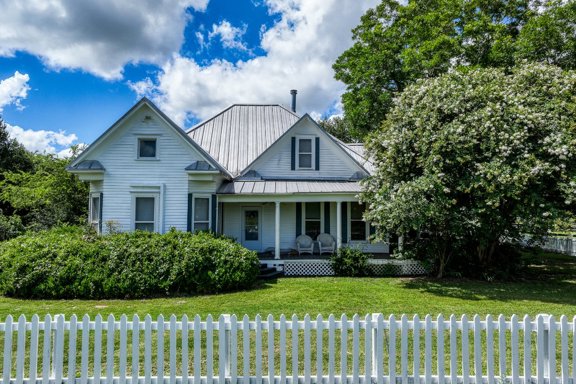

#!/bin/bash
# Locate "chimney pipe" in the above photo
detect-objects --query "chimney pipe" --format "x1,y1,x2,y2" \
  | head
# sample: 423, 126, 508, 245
290, 89, 297, 113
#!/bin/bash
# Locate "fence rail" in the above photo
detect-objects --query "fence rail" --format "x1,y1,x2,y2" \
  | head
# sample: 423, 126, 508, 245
1, 314, 575, 384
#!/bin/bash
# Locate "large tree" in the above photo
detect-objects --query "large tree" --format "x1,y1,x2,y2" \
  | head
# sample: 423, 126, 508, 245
334, 0, 576, 138
362, 63, 576, 277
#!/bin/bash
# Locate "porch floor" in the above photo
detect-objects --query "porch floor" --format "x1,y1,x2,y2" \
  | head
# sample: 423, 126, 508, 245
258, 250, 391, 260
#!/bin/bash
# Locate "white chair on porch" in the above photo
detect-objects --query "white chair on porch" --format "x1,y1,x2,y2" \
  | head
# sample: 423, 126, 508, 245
316, 233, 336, 255
296, 234, 314, 256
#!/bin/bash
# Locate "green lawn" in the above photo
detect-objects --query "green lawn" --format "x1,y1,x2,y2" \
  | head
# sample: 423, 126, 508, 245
1, 250, 575, 319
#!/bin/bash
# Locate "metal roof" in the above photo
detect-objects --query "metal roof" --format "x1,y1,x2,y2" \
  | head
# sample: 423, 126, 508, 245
337, 142, 374, 174
185, 161, 217, 171
66, 160, 105, 171
187, 104, 300, 177
218, 180, 362, 194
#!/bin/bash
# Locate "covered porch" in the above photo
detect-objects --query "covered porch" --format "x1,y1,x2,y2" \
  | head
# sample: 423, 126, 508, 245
217, 180, 389, 259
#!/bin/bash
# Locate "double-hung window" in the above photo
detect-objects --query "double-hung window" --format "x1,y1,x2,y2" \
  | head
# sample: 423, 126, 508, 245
193, 195, 211, 231
134, 195, 157, 232
89, 193, 101, 232
304, 202, 322, 239
297, 137, 314, 169
350, 202, 368, 241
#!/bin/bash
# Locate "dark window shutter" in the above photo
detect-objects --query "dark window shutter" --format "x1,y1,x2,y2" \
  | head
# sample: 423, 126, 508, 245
211, 194, 217, 232
341, 202, 348, 244
296, 202, 302, 236
315, 137, 320, 170
369, 223, 376, 239
187, 193, 192, 232
99, 193, 103, 234
291, 137, 296, 170
324, 202, 330, 234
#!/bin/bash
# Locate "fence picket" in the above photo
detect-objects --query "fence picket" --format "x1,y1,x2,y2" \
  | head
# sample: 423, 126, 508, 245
0, 313, 574, 384
68, 315, 78, 384
29, 315, 39, 384
510, 315, 519, 384
437, 314, 445, 384
449, 315, 457, 384
461, 315, 469, 384
132, 315, 140, 384
16, 315, 26, 384
42, 314, 52, 384
80, 315, 89, 384
106, 314, 115, 384
401, 315, 408, 384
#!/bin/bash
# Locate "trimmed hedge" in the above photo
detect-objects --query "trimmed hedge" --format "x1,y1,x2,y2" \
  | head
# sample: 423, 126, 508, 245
330, 247, 370, 277
0, 227, 260, 299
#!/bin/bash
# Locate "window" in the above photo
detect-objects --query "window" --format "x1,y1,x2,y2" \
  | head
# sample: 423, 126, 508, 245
138, 138, 157, 158
350, 202, 368, 241
90, 194, 101, 231
134, 196, 156, 231
193, 196, 210, 231
304, 202, 322, 239
297, 137, 314, 169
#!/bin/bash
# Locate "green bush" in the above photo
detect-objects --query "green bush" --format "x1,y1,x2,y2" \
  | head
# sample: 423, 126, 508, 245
0, 227, 260, 299
330, 247, 370, 277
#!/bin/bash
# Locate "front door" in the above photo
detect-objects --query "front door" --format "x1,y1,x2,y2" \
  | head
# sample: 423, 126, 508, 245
241, 207, 262, 251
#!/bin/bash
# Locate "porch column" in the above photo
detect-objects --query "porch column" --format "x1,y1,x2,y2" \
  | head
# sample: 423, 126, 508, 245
275, 201, 281, 260
336, 201, 342, 249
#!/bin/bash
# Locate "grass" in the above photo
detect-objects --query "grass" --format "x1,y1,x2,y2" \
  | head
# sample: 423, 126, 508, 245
1, 248, 575, 319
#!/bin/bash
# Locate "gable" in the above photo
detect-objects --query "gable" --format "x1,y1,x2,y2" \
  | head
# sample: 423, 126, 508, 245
187, 104, 299, 177
69, 98, 226, 175
244, 115, 369, 180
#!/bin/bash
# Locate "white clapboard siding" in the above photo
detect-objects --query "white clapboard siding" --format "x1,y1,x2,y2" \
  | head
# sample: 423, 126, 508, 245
1, 314, 575, 384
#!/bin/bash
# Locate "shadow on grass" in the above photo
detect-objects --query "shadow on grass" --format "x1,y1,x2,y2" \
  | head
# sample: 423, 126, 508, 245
399, 250, 576, 306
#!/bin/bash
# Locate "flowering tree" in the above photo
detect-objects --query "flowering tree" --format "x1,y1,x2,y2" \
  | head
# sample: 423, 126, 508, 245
362, 63, 576, 277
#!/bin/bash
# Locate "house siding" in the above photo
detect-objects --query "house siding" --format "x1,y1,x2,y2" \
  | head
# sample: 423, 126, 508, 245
249, 118, 366, 179
88, 106, 208, 233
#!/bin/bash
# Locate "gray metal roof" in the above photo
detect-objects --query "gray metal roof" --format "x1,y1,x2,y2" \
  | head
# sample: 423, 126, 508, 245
187, 104, 299, 177
218, 180, 362, 194
337, 142, 374, 174
185, 161, 217, 171
66, 160, 105, 171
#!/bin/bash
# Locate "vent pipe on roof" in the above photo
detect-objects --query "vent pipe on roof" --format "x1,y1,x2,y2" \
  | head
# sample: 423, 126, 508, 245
290, 89, 297, 113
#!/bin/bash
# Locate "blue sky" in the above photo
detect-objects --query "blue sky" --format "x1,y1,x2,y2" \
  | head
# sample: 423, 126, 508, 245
0, 0, 378, 156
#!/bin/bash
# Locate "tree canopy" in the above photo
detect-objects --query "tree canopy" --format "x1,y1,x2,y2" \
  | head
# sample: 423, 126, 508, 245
361, 63, 576, 277
334, 0, 576, 138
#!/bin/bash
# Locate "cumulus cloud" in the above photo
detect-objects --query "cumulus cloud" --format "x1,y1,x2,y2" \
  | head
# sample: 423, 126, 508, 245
0, 71, 30, 112
6, 123, 79, 157
0, 0, 209, 80
208, 20, 249, 50
131, 0, 379, 125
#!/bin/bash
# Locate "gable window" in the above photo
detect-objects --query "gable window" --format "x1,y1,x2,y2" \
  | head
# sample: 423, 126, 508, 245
304, 202, 322, 239
138, 138, 157, 158
89, 193, 101, 232
350, 202, 368, 241
297, 137, 314, 169
193, 195, 211, 231
134, 195, 157, 232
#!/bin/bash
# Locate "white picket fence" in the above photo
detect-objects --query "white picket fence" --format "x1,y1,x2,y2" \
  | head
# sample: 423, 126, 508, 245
1, 314, 576, 384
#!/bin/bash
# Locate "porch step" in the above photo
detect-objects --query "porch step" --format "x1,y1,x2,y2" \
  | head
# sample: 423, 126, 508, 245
258, 264, 284, 280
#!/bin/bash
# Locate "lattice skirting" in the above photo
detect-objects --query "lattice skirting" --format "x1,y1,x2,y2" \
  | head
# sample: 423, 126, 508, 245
283, 259, 428, 276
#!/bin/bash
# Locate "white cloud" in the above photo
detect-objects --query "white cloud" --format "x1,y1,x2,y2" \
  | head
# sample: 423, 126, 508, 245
0, 71, 30, 112
208, 20, 248, 50
133, 0, 379, 125
0, 0, 209, 80
6, 123, 79, 156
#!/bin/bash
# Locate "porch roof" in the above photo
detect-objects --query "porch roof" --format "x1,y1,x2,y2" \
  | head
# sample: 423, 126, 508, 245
217, 180, 362, 195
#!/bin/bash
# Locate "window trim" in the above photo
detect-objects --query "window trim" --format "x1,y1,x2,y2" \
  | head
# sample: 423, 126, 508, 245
89, 193, 101, 233
132, 193, 159, 232
136, 137, 159, 160
296, 135, 316, 170
348, 202, 370, 242
192, 194, 212, 232
302, 202, 324, 239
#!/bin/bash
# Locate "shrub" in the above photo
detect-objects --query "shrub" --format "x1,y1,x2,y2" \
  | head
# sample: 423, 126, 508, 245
0, 227, 260, 299
330, 247, 370, 277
